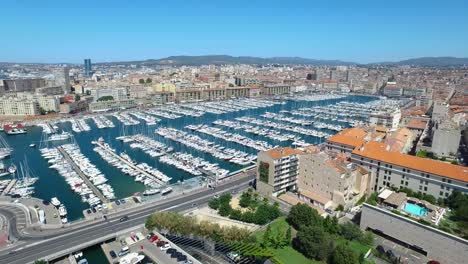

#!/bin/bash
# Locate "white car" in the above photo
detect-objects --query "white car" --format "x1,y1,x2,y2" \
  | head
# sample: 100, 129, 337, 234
160, 243, 171, 251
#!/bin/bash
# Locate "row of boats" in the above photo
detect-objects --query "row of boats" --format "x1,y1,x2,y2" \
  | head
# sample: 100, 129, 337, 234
160, 152, 229, 179
128, 112, 160, 126
213, 119, 301, 142
263, 112, 345, 131
92, 115, 115, 129
69, 118, 91, 133
185, 124, 273, 151
112, 112, 140, 126
40, 146, 113, 209
236, 116, 332, 139
157, 127, 255, 166
92, 138, 171, 192
117, 134, 173, 158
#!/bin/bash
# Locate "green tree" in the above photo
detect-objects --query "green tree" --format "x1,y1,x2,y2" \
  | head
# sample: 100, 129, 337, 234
146, 78, 152, 83
336, 204, 344, 211
331, 244, 359, 264
208, 198, 220, 210
324, 216, 340, 234
75, 94, 81, 101
295, 225, 333, 261
139, 78, 145, 84
339, 222, 363, 241
218, 203, 232, 217
97, 95, 114, 101
287, 203, 322, 230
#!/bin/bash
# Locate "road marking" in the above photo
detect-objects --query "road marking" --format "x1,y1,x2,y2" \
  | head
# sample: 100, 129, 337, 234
410, 254, 420, 259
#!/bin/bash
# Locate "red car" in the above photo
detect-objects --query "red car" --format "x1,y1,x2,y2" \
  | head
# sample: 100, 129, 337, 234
156, 240, 167, 247
427, 261, 440, 264
149, 235, 159, 243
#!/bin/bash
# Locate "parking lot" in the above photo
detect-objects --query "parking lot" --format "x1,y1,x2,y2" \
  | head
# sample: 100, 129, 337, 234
372, 235, 430, 264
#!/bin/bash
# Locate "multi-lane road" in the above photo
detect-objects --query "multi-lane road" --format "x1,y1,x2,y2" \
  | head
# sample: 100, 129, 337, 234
0, 175, 254, 264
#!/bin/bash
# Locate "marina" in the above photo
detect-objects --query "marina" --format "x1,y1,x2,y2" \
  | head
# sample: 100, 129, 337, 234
0, 94, 378, 220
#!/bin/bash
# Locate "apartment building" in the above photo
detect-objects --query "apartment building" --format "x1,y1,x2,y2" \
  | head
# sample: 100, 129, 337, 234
175, 89, 202, 102
256, 147, 302, 197
226, 86, 250, 98
261, 85, 291, 96
325, 127, 369, 155
89, 99, 136, 112
297, 148, 369, 210
369, 108, 401, 130
90, 87, 129, 102
351, 141, 468, 198
0, 98, 40, 115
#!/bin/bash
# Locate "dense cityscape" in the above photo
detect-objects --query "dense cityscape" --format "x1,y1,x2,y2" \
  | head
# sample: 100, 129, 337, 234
1, 1, 468, 264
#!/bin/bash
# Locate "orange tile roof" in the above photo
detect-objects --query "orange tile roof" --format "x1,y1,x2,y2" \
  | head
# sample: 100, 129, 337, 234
265, 147, 303, 159
327, 127, 367, 147
407, 118, 428, 130
353, 141, 468, 182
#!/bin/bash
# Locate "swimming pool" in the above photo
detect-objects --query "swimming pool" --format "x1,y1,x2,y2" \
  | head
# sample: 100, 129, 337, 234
403, 203, 428, 217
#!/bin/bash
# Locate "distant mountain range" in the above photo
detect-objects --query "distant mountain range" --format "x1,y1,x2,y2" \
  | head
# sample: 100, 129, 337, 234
102, 55, 468, 67
2, 55, 467, 67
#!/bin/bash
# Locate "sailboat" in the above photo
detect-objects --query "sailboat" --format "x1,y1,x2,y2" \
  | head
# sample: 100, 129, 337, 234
0, 162, 16, 177
0, 134, 12, 160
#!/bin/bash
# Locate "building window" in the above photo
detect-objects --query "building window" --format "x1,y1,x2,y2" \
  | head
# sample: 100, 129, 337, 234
384, 176, 387, 180
440, 191, 444, 196
420, 180, 423, 184
445, 193, 449, 197
442, 178, 446, 182
401, 180, 404, 184
425, 181, 428, 185
419, 186, 422, 190
448, 180, 452, 184
424, 187, 427, 191
441, 185, 444, 190
405, 181, 408, 186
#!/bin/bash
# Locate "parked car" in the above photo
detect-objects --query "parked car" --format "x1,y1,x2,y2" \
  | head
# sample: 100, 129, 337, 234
149, 235, 159, 243
166, 248, 176, 254
109, 250, 117, 259
427, 261, 440, 264
376, 245, 385, 255
156, 240, 167, 247
214, 194, 219, 199
118, 246, 129, 257
184, 260, 193, 264
160, 243, 171, 251
115, 200, 121, 206
386, 250, 397, 261
177, 255, 188, 262
119, 215, 129, 222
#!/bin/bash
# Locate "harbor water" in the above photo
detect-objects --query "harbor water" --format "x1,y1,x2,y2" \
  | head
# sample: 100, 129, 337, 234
2, 95, 376, 220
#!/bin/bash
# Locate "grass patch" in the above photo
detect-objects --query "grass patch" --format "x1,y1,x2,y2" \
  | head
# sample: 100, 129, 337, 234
270, 246, 321, 264
255, 216, 289, 241
336, 237, 371, 255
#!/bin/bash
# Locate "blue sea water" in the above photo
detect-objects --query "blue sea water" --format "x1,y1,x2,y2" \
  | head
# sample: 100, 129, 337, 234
2, 95, 376, 220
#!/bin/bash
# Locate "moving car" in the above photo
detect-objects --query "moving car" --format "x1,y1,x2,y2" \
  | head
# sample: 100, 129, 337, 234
119, 215, 129, 222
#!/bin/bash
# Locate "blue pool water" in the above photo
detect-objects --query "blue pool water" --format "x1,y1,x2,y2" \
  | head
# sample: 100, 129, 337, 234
403, 203, 428, 217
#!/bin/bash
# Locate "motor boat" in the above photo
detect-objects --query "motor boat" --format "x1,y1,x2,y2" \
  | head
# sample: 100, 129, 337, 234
51, 197, 61, 207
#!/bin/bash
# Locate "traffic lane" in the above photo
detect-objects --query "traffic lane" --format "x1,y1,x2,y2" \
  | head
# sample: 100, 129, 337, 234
20, 175, 253, 240
2, 186, 247, 264
0, 208, 23, 239
0, 178, 251, 263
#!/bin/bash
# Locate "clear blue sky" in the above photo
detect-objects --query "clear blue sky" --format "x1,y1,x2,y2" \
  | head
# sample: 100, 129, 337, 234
1, 0, 467, 63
